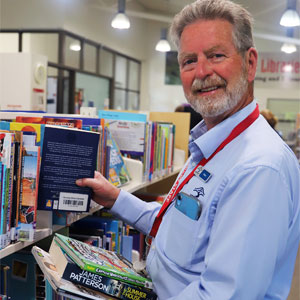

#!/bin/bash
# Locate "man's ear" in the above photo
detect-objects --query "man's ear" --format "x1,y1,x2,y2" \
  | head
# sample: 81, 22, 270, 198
246, 47, 258, 83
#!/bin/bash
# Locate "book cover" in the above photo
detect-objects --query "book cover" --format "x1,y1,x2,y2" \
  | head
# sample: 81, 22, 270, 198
53, 233, 153, 289
106, 130, 131, 187
49, 240, 157, 300
15, 116, 83, 129
31, 246, 115, 300
37, 125, 100, 212
98, 111, 147, 123
18, 145, 40, 241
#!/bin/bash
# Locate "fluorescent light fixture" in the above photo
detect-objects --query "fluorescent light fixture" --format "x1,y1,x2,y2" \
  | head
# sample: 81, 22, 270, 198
155, 28, 171, 52
111, 0, 130, 29
281, 42, 297, 53
280, 8, 300, 26
69, 41, 81, 51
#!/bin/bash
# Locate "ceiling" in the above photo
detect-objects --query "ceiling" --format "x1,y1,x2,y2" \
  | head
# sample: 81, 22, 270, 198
96, 0, 300, 43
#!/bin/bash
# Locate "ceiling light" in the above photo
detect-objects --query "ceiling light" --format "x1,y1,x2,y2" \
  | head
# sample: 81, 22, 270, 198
280, 9, 300, 26
155, 28, 171, 52
281, 43, 297, 53
111, 0, 130, 29
69, 41, 81, 51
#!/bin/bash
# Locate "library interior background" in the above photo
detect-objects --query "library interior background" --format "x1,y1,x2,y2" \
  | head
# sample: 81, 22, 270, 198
0, 0, 299, 299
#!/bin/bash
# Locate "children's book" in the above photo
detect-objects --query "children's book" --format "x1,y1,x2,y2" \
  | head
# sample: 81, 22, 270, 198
31, 245, 115, 300
15, 116, 83, 129
49, 239, 157, 300
18, 145, 40, 241
106, 130, 131, 187
37, 125, 100, 212
53, 233, 153, 289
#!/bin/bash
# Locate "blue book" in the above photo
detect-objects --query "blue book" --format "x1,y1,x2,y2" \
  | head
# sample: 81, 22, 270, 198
37, 125, 100, 212
99, 110, 147, 122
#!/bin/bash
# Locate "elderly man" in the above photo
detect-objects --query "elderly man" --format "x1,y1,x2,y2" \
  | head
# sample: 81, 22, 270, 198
77, 0, 300, 299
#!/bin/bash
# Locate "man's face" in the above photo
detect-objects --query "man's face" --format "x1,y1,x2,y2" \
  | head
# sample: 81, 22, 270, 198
179, 19, 252, 122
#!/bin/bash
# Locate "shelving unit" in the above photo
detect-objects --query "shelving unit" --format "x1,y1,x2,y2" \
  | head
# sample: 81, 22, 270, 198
0, 149, 185, 260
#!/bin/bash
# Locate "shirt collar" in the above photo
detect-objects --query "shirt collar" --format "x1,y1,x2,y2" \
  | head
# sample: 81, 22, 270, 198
189, 100, 257, 162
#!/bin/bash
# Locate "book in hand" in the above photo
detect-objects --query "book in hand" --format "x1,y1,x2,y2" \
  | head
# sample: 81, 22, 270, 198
37, 125, 100, 212
31, 245, 115, 300
50, 239, 157, 300
53, 233, 153, 289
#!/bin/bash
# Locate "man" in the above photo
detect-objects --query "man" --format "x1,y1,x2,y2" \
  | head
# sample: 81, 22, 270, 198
76, 0, 300, 299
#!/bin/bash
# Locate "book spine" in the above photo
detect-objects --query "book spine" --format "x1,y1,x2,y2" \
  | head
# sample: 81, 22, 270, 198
63, 263, 157, 300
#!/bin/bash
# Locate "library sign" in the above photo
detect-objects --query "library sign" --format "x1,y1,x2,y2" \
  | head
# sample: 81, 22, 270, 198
255, 52, 300, 88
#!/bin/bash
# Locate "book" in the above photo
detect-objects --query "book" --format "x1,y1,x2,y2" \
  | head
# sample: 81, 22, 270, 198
49, 240, 157, 300
31, 246, 115, 300
37, 125, 100, 212
53, 233, 153, 289
106, 130, 131, 187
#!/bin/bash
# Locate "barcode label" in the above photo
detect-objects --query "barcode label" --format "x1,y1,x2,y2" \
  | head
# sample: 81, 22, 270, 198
58, 192, 88, 211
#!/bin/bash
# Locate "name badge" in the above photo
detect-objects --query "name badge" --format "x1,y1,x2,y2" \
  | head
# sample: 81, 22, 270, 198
194, 166, 212, 183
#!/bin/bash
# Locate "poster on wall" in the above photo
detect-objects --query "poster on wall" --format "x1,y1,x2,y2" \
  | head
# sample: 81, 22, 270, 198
255, 52, 300, 88
165, 51, 181, 85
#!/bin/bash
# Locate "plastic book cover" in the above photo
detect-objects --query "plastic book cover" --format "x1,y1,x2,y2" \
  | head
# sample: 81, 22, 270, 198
106, 130, 131, 187
53, 233, 153, 289
15, 116, 83, 129
31, 246, 115, 300
37, 125, 100, 212
18, 145, 40, 241
49, 240, 157, 300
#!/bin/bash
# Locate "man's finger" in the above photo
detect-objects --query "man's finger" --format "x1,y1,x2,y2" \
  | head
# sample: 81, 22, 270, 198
76, 177, 98, 189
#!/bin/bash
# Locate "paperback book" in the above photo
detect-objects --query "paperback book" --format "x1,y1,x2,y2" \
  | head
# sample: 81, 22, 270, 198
32, 245, 115, 300
53, 233, 153, 289
37, 125, 100, 212
50, 239, 157, 300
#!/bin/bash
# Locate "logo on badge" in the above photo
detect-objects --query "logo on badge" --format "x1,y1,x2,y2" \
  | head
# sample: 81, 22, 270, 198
194, 166, 212, 183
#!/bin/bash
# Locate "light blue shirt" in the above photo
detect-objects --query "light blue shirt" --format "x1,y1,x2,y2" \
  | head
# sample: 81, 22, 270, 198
111, 100, 300, 300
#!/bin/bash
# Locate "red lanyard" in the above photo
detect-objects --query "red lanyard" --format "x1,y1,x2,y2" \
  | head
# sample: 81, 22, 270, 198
149, 104, 260, 238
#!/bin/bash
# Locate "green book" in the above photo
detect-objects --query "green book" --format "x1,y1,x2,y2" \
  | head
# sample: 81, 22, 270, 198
53, 233, 153, 289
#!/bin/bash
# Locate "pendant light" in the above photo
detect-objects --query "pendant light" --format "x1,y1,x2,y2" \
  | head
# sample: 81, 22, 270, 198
281, 28, 297, 54
111, 0, 130, 29
155, 28, 171, 52
280, 0, 300, 27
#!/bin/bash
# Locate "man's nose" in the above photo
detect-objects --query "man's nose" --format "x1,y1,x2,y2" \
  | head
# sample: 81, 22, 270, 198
195, 59, 213, 80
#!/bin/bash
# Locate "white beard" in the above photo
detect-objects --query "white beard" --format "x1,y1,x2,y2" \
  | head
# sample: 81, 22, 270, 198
186, 70, 249, 118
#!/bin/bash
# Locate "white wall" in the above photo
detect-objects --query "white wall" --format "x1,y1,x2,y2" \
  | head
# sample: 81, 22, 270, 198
0, 0, 299, 113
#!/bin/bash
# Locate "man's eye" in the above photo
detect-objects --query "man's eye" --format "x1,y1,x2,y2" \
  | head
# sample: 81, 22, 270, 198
182, 58, 196, 66
209, 53, 225, 59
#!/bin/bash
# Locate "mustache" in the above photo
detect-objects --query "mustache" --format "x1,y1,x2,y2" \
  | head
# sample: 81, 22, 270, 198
191, 76, 227, 93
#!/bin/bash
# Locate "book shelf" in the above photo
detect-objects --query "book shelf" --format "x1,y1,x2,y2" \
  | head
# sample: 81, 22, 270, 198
0, 149, 186, 259
0, 110, 189, 261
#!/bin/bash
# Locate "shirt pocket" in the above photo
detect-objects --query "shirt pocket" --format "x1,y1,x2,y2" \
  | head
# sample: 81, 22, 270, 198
160, 203, 208, 269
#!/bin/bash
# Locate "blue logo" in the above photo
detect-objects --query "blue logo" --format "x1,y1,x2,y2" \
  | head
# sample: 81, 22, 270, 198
193, 187, 205, 197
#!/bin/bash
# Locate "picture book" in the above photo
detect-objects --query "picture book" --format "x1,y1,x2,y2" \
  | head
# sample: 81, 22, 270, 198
49, 239, 157, 300
53, 233, 153, 289
37, 125, 100, 212
15, 116, 83, 129
18, 145, 40, 241
32, 245, 115, 300
106, 130, 131, 187
98, 111, 147, 123
104, 119, 146, 157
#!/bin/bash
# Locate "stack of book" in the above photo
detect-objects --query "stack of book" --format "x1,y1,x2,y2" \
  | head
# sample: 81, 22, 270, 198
32, 233, 157, 300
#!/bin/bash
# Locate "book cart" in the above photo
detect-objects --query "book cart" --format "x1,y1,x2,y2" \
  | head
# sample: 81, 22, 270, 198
0, 110, 190, 299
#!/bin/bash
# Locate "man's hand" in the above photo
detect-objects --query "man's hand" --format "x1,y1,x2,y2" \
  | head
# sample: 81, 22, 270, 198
76, 171, 120, 209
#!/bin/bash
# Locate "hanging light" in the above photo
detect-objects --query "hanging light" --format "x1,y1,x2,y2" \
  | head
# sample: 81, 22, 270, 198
280, 0, 300, 27
155, 28, 171, 52
281, 43, 297, 53
111, 0, 130, 29
281, 28, 297, 54
69, 41, 81, 51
